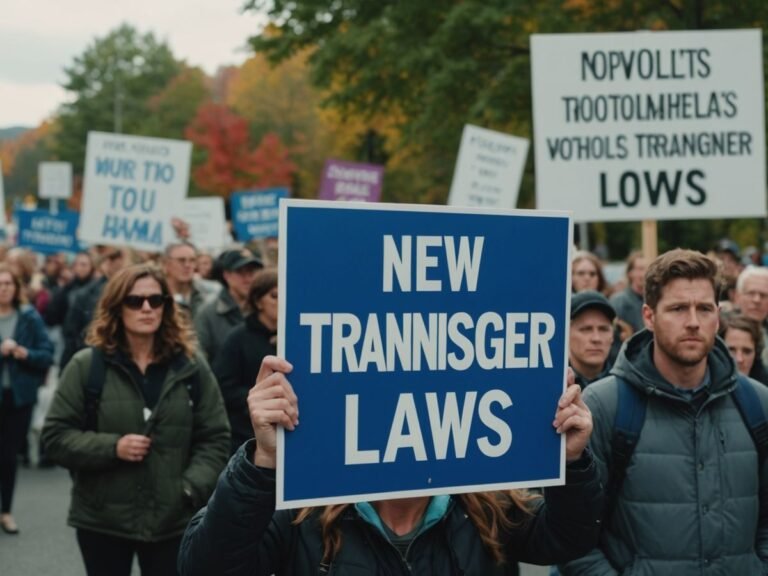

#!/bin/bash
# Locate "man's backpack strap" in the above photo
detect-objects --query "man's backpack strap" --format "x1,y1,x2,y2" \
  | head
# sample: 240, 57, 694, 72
607, 377, 648, 514
83, 347, 106, 432
731, 374, 768, 470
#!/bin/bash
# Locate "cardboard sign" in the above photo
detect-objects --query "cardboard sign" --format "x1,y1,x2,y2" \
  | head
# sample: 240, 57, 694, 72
319, 159, 384, 202
181, 197, 229, 250
448, 125, 529, 209
531, 29, 766, 222
17, 209, 82, 254
79, 132, 192, 251
231, 187, 288, 240
277, 200, 572, 508
38, 162, 73, 199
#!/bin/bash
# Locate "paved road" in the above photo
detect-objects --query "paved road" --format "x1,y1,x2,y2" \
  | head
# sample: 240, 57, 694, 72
1, 464, 549, 575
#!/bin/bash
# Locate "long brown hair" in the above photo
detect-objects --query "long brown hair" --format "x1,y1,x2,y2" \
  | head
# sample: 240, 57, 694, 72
0, 264, 26, 309
293, 490, 540, 565
86, 264, 195, 360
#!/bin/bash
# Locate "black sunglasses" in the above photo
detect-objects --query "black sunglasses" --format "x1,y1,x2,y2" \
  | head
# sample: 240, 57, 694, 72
123, 294, 168, 310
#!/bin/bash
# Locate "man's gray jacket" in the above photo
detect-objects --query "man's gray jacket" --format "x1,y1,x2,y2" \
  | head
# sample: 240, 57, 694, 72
193, 289, 244, 365
561, 329, 768, 576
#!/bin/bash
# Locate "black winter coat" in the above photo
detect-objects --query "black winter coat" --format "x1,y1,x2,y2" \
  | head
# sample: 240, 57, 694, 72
60, 277, 106, 370
178, 442, 603, 576
212, 314, 276, 452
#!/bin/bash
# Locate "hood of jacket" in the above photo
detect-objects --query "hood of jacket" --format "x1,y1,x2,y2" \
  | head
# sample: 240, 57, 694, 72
611, 328, 739, 397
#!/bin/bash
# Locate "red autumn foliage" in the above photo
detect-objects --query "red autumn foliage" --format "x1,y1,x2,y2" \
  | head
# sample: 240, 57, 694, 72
185, 103, 296, 197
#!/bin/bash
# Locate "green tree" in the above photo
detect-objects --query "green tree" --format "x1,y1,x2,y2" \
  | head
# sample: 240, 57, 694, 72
245, 0, 768, 256
137, 66, 210, 139
54, 24, 182, 173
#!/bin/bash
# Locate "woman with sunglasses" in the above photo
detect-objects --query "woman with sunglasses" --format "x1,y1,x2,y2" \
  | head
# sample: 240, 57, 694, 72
0, 264, 54, 534
43, 264, 230, 576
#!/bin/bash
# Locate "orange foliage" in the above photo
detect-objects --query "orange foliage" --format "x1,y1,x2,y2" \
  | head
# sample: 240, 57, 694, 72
0, 122, 52, 175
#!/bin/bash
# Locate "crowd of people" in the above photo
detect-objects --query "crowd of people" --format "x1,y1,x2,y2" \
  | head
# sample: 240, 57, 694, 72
0, 236, 766, 576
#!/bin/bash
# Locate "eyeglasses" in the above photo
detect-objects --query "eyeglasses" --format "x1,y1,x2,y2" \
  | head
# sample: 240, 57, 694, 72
123, 294, 168, 310
744, 290, 768, 301
170, 257, 196, 266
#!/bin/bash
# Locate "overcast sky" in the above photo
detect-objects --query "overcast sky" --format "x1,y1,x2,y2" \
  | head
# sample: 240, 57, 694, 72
0, 0, 266, 127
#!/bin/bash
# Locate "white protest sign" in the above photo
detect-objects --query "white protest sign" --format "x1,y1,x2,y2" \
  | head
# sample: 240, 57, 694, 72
448, 124, 529, 209
531, 29, 766, 222
80, 132, 192, 251
38, 162, 73, 199
181, 197, 229, 249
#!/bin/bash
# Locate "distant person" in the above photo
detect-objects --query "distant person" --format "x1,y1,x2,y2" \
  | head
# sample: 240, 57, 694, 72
571, 251, 608, 294
720, 312, 768, 385
0, 264, 54, 534
60, 248, 125, 370
194, 249, 262, 364
162, 242, 216, 319
44, 252, 96, 328
734, 266, 768, 367
715, 238, 745, 285
196, 252, 214, 280
43, 264, 230, 576
609, 250, 648, 334
569, 291, 615, 389
213, 268, 277, 453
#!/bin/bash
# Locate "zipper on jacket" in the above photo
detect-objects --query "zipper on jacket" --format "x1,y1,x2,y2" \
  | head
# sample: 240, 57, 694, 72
107, 358, 197, 425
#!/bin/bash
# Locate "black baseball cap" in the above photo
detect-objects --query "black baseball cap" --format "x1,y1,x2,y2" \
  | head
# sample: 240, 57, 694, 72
217, 249, 263, 272
571, 290, 616, 321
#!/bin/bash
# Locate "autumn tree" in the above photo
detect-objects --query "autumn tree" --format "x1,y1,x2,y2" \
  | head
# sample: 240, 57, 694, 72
185, 103, 296, 197
137, 66, 210, 139
244, 0, 768, 254
1, 123, 55, 205
54, 24, 182, 173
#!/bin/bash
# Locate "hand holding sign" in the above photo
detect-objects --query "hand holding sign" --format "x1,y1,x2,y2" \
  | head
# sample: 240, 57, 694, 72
249, 356, 298, 468
553, 368, 593, 462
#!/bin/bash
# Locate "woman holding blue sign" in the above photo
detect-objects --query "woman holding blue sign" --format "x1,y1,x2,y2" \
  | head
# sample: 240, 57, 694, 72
179, 356, 602, 575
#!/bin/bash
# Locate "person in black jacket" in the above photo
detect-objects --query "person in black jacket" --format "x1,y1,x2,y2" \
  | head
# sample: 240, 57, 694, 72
44, 252, 95, 328
178, 356, 602, 576
60, 248, 125, 371
213, 268, 277, 454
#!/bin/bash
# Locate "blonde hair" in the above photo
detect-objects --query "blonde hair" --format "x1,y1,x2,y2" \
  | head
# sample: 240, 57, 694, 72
86, 264, 195, 361
294, 490, 539, 565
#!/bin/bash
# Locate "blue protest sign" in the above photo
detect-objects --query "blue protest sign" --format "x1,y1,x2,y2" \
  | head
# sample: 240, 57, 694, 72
16, 209, 83, 254
277, 200, 572, 509
231, 187, 288, 240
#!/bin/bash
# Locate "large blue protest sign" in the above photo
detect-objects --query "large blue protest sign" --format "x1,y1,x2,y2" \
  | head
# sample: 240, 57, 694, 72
231, 187, 288, 240
17, 209, 83, 254
277, 200, 572, 509
79, 132, 192, 251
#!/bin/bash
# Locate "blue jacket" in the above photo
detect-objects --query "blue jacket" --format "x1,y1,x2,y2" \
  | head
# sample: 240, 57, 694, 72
0, 305, 54, 407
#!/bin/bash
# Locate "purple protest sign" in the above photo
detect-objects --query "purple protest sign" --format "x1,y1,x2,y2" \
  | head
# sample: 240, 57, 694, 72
318, 159, 384, 202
